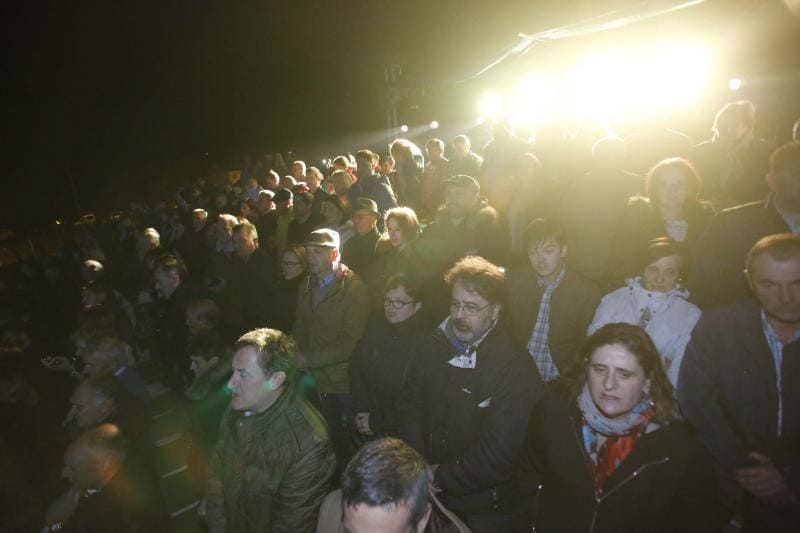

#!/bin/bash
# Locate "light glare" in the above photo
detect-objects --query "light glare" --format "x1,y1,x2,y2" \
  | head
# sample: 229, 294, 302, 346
728, 77, 743, 91
400, 124, 409, 133
430, 120, 439, 129
479, 92, 502, 119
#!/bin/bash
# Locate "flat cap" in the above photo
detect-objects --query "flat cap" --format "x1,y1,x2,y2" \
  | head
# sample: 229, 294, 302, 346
304, 228, 340, 249
352, 198, 379, 216
442, 174, 480, 192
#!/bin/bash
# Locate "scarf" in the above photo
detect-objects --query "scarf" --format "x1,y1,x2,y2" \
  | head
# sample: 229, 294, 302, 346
578, 384, 654, 491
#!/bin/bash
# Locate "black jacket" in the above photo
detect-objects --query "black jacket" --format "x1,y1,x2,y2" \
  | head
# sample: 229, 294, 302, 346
349, 311, 432, 435
609, 196, 715, 284
422, 200, 508, 273
678, 298, 800, 531
341, 227, 380, 277
506, 266, 601, 374
399, 320, 542, 514
513, 389, 722, 533
689, 199, 789, 309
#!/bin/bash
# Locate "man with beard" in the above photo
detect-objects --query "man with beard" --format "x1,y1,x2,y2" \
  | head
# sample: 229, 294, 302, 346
398, 256, 541, 532
679, 233, 800, 532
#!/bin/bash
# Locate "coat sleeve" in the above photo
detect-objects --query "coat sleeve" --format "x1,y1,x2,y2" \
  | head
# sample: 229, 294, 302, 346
435, 358, 542, 495
305, 278, 370, 369
397, 345, 429, 457
348, 331, 373, 415
677, 315, 749, 515
271, 440, 337, 533
204, 412, 229, 533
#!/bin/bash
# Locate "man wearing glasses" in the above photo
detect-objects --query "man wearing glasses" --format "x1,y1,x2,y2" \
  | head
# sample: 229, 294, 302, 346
398, 255, 542, 533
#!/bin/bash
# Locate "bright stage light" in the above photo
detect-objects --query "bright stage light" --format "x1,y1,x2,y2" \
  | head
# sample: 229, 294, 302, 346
477, 41, 713, 126
509, 75, 558, 126
728, 77, 743, 91
569, 41, 712, 121
400, 124, 409, 133
430, 120, 439, 129
476, 116, 485, 125
479, 92, 502, 119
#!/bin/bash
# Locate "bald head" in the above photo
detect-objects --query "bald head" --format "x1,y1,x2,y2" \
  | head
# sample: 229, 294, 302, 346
62, 423, 128, 489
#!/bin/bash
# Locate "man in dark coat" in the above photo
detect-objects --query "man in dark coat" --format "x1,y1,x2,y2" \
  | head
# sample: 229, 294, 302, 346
679, 234, 800, 532
693, 100, 775, 206
560, 136, 643, 287
154, 254, 196, 387
506, 218, 600, 381
421, 175, 508, 274
204, 328, 336, 533
341, 198, 380, 277
690, 142, 800, 309
355, 149, 397, 231
44, 424, 167, 532
399, 256, 542, 532
224, 220, 280, 333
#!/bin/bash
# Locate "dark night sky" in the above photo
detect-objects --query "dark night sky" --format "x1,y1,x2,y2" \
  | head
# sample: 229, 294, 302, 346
2, 1, 799, 228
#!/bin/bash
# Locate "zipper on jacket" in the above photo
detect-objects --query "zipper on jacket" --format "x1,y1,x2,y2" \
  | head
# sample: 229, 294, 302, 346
570, 416, 670, 533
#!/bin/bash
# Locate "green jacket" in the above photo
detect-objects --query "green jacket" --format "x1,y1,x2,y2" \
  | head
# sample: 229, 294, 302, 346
205, 385, 336, 533
292, 265, 370, 394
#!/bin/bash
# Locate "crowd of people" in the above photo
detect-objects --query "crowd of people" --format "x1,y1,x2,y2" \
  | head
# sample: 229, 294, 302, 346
1, 101, 800, 532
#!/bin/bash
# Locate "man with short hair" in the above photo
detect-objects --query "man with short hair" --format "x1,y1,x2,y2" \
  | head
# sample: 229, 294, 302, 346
421, 174, 507, 273
506, 218, 601, 381
291, 160, 307, 181
693, 100, 775, 206
679, 233, 800, 531
79, 336, 148, 404
355, 149, 397, 230
186, 298, 221, 337
273, 188, 294, 256
178, 208, 211, 279
560, 136, 643, 285
316, 438, 469, 533
66, 377, 147, 441
342, 198, 381, 277
224, 221, 280, 333
421, 139, 449, 217
306, 166, 329, 219
691, 142, 800, 309
449, 134, 483, 179
293, 229, 370, 470
154, 255, 195, 387
203, 328, 336, 533
399, 256, 541, 531
288, 190, 322, 245
44, 424, 166, 532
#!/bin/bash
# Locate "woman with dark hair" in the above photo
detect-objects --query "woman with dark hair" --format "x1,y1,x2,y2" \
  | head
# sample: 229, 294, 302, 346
513, 323, 721, 533
610, 157, 714, 282
349, 274, 430, 438
271, 244, 308, 332
588, 238, 700, 386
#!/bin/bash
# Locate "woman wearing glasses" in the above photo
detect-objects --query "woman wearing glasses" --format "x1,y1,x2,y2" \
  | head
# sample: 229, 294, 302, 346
349, 274, 430, 438
272, 244, 308, 331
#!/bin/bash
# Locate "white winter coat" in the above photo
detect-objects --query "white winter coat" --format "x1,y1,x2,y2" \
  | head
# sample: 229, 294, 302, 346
588, 277, 701, 386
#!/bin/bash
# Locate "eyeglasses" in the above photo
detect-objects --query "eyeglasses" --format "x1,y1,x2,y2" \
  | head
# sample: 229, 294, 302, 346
450, 300, 491, 317
384, 299, 414, 310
